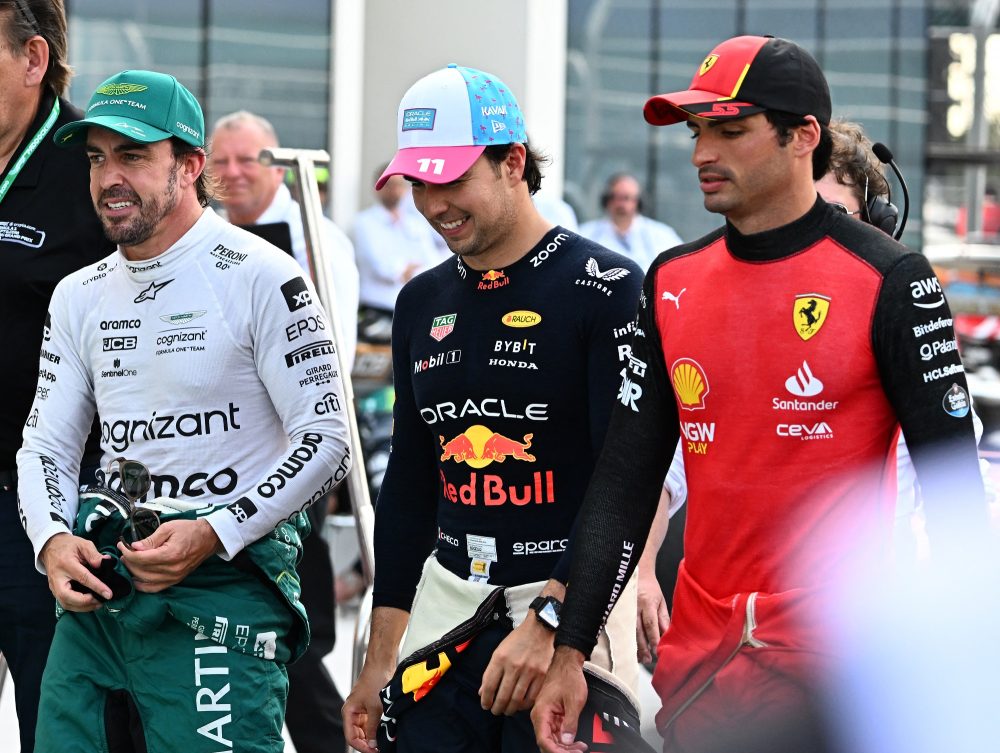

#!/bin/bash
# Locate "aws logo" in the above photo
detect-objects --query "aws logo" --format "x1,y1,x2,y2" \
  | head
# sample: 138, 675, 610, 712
671, 358, 709, 410
439, 425, 535, 467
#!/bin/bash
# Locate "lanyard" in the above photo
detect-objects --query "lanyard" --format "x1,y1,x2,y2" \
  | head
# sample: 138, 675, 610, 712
0, 98, 60, 206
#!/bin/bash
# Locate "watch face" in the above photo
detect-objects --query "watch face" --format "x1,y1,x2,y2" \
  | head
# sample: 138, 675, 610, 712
538, 600, 560, 628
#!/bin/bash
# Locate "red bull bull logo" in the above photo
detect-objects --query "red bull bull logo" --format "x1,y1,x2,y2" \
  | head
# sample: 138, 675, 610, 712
478, 269, 510, 291
439, 425, 535, 467
400, 640, 471, 702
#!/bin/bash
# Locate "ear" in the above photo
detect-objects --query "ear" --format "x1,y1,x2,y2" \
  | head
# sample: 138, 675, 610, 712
794, 115, 822, 158
504, 142, 527, 185
23, 36, 49, 88
178, 149, 207, 190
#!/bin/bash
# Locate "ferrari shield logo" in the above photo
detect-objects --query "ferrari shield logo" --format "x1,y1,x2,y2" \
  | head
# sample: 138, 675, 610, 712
794, 294, 830, 341
700, 54, 719, 77
430, 314, 456, 342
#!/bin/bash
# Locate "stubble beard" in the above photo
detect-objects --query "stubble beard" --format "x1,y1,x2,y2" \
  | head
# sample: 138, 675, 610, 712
99, 163, 179, 247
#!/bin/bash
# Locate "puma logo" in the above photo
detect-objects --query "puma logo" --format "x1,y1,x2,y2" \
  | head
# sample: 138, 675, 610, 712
661, 288, 687, 309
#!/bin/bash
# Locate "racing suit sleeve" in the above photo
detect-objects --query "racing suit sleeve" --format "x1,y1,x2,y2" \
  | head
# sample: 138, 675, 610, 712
872, 252, 986, 536
205, 266, 352, 558
16, 279, 97, 570
550, 254, 644, 584
555, 270, 680, 658
370, 284, 440, 611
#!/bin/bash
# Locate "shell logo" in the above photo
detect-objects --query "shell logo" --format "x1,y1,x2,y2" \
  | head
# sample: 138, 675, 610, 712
671, 358, 709, 410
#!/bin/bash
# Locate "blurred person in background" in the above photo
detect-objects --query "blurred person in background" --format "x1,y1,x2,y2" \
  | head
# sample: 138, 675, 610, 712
353, 164, 446, 320
0, 2, 113, 749
579, 172, 682, 271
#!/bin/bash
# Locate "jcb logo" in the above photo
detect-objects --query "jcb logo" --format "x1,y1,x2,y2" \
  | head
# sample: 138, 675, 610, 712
103, 336, 137, 351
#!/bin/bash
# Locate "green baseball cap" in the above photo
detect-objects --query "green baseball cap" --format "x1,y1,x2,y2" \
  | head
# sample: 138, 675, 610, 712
54, 70, 205, 148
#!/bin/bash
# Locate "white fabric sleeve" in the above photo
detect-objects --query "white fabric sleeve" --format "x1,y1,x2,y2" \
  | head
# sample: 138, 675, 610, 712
204, 263, 353, 558
16, 279, 97, 569
662, 439, 687, 518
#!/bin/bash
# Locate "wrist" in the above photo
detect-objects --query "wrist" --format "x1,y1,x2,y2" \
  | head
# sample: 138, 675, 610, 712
551, 644, 586, 668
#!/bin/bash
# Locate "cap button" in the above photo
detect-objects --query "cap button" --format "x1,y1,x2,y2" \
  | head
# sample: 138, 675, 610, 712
447, 63, 457, 68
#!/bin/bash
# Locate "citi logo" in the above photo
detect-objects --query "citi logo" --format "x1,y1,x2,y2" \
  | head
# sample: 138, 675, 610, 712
785, 361, 823, 397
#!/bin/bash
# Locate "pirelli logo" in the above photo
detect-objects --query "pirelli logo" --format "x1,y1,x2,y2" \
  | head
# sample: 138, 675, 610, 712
284, 340, 335, 368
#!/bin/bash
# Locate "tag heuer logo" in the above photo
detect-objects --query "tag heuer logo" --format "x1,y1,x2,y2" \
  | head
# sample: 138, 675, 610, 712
97, 83, 149, 96
430, 314, 456, 342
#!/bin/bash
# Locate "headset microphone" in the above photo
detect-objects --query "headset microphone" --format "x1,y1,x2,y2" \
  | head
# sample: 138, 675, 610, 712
871, 142, 910, 241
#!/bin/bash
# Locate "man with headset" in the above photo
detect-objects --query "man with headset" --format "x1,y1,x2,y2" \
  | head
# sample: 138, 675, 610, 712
533, 35, 985, 753
579, 173, 682, 272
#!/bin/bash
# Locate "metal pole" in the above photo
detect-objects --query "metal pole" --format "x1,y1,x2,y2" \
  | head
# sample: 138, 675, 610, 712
258, 147, 376, 588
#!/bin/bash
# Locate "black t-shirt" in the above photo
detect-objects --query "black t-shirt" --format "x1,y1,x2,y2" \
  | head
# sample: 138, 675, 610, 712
372, 227, 643, 610
0, 90, 113, 466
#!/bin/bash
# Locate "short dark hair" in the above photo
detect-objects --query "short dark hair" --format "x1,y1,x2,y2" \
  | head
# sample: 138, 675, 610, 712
483, 142, 547, 195
826, 119, 890, 208
1, 0, 71, 96
171, 137, 217, 207
764, 110, 832, 181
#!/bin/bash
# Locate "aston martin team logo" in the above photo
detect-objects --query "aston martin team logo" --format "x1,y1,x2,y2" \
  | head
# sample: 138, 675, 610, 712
794, 294, 831, 341
96, 83, 148, 96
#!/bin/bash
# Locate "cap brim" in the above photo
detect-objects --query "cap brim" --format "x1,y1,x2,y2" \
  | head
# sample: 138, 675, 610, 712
375, 145, 486, 190
644, 89, 765, 126
54, 115, 173, 148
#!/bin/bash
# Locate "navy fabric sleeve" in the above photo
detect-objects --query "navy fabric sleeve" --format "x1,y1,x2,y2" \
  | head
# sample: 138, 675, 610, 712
549, 260, 643, 584
555, 266, 679, 656
371, 281, 441, 611
872, 252, 986, 531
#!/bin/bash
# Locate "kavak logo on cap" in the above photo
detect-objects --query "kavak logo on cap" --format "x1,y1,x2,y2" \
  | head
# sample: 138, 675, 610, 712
376, 64, 528, 190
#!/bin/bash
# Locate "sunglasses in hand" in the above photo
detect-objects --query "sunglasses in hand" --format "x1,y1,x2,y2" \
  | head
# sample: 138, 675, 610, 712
106, 456, 159, 550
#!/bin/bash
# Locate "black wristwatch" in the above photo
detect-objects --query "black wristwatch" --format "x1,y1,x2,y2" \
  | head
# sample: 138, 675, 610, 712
529, 595, 562, 631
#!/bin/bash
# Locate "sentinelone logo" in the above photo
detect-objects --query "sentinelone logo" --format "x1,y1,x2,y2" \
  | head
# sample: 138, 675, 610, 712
285, 340, 335, 367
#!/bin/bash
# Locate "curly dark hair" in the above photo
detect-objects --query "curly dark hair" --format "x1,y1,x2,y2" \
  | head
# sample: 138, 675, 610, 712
764, 110, 832, 181
483, 142, 548, 195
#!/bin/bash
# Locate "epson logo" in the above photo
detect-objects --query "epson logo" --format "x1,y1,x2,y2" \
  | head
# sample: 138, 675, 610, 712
513, 539, 568, 556
100, 319, 141, 330
285, 315, 326, 342
285, 340, 336, 367
103, 336, 137, 351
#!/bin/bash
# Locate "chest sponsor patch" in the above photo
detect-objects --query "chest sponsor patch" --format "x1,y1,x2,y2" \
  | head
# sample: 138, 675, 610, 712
430, 314, 456, 341
0, 221, 45, 248
942, 383, 970, 418
671, 358, 710, 410
794, 294, 830, 341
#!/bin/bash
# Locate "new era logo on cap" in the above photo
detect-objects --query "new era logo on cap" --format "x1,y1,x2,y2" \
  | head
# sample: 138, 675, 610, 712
376, 64, 528, 189
644, 35, 831, 127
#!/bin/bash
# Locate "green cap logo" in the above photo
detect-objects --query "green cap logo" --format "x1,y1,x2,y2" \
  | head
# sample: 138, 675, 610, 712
96, 83, 149, 96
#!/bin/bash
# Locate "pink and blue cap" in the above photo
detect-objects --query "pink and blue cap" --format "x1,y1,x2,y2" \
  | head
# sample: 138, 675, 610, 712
375, 64, 527, 190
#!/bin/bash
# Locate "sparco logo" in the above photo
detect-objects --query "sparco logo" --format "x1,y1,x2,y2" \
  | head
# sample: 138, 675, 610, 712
281, 277, 312, 312
513, 538, 567, 556
257, 432, 323, 498
103, 336, 137, 351
101, 403, 241, 452
101, 319, 141, 330
285, 340, 335, 367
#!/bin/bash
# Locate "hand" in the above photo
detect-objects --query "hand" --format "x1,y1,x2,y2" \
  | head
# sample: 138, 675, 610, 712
39, 532, 112, 611
343, 663, 393, 753
479, 615, 555, 716
531, 646, 589, 753
117, 518, 221, 592
636, 568, 670, 663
